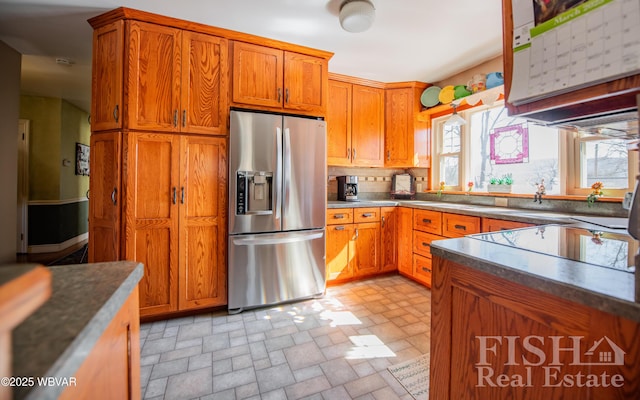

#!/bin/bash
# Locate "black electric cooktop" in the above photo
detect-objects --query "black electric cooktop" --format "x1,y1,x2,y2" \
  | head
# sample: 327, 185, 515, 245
468, 225, 637, 273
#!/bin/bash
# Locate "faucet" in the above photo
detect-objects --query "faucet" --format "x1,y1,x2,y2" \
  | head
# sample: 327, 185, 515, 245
534, 179, 545, 204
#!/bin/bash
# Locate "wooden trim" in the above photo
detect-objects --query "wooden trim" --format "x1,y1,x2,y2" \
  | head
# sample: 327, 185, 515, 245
88, 7, 334, 60
384, 81, 429, 90
328, 72, 386, 88
421, 190, 623, 202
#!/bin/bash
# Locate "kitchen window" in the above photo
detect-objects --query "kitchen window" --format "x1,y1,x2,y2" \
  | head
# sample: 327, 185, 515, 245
432, 102, 561, 194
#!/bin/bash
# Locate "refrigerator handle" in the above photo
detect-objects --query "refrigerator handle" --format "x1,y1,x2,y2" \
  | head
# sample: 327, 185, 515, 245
284, 127, 291, 214
275, 127, 283, 222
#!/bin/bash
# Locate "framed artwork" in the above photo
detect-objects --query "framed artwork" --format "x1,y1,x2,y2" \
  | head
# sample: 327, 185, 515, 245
76, 142, 90, 176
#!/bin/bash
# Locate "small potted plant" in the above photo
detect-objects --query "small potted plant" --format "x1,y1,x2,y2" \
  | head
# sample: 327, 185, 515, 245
488, 174, 513, 193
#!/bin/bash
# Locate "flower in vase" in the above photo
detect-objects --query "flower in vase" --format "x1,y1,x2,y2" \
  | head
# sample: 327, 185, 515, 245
467, 181, 474, 192
587, 181, 604, 207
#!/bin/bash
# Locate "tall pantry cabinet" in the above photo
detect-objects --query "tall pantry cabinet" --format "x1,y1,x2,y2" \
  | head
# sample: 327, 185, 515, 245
88, 8, 228, 317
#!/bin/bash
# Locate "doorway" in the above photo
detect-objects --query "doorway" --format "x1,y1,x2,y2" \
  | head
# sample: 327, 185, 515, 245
17, 119, 29, 254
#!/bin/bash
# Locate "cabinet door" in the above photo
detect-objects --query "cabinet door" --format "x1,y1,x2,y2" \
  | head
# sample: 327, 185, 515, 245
352, 222, 380, 277
231, 41, 283, 108
178, 136, 227, 310
397, 207, 413, 276
181, 32, 229, 135
126, 21, 181, 131
326, 224, 355, 282
125, 133, 180, 317
351, 85, 384, 167
442, 213, 481, 238
385, 86, 428, 167
380, 207, 398, 272
88, 132, 121, 263
91, 21, 123, 131
284, 51, 326, 114
327, 80, 352, 166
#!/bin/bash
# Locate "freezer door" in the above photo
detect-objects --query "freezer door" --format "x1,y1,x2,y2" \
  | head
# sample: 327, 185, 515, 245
282, 116, 327, 231
228, 229, 326, 312
229, 110, 282, 234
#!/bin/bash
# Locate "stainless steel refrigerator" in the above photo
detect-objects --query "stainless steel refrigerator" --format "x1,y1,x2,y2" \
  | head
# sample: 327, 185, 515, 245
228, 109, 326, 313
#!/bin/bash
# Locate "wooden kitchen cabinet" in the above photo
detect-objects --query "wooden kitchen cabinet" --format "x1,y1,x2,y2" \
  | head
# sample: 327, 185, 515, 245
231, 41, 328, 115
88, 132, 121, 263
384, 83, 429, 167
326, 224, 355, 282
327, 75, 385, 167
413, 209, 442, 236
326, 208, 354, 225
124, 133, 227, 317
381, 207, 398, 273
89, 15, 228, 135
352, 222, 381, 277
442, 212, 481, 238
396, 207, 413, 276
482, 217, 534, 232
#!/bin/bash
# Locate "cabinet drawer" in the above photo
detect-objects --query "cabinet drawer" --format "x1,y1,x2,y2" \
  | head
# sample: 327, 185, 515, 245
353, 207, 381, 223
413, 231, 443, 258
413, 253, 432, 288
482, 217, 534, 232
327, 208, 354, 225
413, 209, 442, 235
442, 213, 481, 238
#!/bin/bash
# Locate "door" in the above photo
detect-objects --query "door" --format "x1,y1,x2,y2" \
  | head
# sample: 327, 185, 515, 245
327, 80, 352, 166
228, 229, 326, 312
231, 42, 284, 108
91, 20, 123, 131
88, 132, 121, 262
351, 85, 384, 167
282, 116, 326, 231
326, 224, 354, 281
181, 32, 229, 134
125, 132, 179, 316
283, 51, 326, 114
127, 21, 181, 131
228, 110, 281, 234
179, 136, 227, 309
353, 222, 380, 277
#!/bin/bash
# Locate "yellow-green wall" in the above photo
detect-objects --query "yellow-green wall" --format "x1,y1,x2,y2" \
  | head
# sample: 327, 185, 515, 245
61, 100, 90, 200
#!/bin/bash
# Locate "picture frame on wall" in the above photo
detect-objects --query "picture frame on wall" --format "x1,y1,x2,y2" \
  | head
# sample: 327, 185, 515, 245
76, 142, 90, 176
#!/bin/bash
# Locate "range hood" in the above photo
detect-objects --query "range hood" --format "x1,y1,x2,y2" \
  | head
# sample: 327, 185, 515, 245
547, 109, 639, 140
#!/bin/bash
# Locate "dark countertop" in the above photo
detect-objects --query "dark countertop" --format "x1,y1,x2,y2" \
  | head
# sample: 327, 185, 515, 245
12, 261, 143, 400
328, 200, 591, 225
430, 232, 639, 323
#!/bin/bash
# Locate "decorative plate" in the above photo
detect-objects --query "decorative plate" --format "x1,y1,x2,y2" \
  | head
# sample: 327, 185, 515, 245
438, 85, 455, 104
420, 86, 441, 108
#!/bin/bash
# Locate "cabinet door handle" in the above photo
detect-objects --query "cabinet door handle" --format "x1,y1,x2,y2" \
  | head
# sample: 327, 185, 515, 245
347, 148, 351, 160
181, 187, 185, 204
422, 266, 432, 273
422, 218, 432, 224
454, 224, 467, 230
362, 213, 373, 218
173, 110, 178, 127
387, 150, 390, 161
113, 104, 119, 123
172, 187, 177, 204
355, 228, 359, 239
277, 88, 282, 103
335, 226, 345, 231
353, 149, 357, 161
182, 110, 186, 127
381, 216, 385, 227
422, 242, 430, 248
111, 188, 117, 205
285, 88, 289, 103
333, 214, 345, 219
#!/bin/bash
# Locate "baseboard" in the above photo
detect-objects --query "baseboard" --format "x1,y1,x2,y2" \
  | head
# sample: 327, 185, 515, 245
27, 233, 88, 254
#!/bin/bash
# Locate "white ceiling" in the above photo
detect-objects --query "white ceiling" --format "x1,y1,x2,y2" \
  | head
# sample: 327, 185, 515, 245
0, 0, 504, 113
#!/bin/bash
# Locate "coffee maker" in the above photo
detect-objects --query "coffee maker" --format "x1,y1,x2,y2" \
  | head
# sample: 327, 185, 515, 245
337, 176, 358, 201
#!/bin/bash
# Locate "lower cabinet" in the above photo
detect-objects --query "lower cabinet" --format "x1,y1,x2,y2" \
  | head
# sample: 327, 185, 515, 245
482, 217, 534, 232
60, 287, 140, 400
124, 132, 227, 318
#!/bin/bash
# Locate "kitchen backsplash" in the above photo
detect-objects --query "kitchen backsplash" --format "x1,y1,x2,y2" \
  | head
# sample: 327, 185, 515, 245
327, 166, 429, 199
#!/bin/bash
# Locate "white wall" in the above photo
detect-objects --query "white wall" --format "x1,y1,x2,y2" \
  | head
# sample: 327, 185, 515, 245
0, 40, 21, 264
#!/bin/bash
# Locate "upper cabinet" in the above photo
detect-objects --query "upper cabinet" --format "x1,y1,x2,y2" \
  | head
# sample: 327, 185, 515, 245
327, 74, 385, 167
501, 0, 640, 123
90, 16, 228, 134
231, 41, 329, 116
385, 82, 429, 168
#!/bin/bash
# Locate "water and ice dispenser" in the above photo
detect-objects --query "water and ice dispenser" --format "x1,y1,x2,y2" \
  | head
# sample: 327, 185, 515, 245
235, 171, 273, 215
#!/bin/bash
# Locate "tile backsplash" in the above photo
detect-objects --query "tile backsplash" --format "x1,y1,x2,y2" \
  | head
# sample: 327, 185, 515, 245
327, 166, 429, 199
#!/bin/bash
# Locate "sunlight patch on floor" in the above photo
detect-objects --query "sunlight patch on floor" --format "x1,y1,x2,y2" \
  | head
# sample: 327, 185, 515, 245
346, 335, 396, 359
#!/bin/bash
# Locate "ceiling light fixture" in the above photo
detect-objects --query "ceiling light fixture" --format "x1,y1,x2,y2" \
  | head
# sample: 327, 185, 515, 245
444, 104, 466, 127
339, 0, 376, 33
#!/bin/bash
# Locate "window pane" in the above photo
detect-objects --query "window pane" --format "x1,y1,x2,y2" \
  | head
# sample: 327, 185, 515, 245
580, 139, 629, 189
440, 155, 459, 186
442, 125, 460, 154
468, 105, 561, 194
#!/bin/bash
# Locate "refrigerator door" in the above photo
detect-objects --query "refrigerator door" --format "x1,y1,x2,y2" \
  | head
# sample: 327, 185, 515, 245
229, 110, 282, 234
228, 229, 326, 312
282, 116, 327, 231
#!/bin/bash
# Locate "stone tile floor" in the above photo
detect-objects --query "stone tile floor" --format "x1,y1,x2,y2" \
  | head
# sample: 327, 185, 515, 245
140, 274, 431, 400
